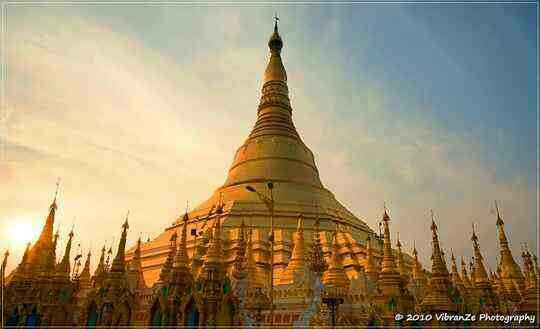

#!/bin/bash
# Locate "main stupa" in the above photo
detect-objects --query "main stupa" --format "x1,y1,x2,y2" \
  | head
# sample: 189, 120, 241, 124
135, 21, 377, 285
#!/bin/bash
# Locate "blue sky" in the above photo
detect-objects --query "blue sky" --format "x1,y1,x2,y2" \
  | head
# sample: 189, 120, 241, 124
1, 2, 537, 273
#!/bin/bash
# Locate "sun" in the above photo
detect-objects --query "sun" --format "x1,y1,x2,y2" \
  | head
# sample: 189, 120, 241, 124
7, 221, 40, 245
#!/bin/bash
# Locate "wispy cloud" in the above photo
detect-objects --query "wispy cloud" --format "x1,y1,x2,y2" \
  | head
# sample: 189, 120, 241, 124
0, 6, 535, 274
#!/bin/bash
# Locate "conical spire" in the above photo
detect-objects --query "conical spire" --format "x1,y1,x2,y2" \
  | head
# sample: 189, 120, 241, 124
203, 206, 224, 267
282, 215, 307, 283
421, 212, 455, 312
429, 213, 450, 278
52, 228, 60, 264
220, 18, 326, 192
232, 218, 247, 279
110, 213, 129, 273
321, 232, 350, 290
27, 182, 60, 274
410, 242, 424, 281
173, 213, 190, 272
79, 250, 91, 282
396, 232, 407, 280
364, 235, 378, 283
460, 256, 472, 289
158, 231, 177, 284
494, 201, 525, 294
245, 226, 264, 288
380, 207, 397, 275
1, 249, 9, 281
128, 237, 147, 289
93, 245, 106, 277
309, 216, 328, 276
56, 228, 74, 280
450, 251, 463, 287
471, 223, 489, 285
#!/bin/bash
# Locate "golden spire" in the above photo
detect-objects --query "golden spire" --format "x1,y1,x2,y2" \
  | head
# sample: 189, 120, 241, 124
128, 238, 147, 289
263, 13, 286, 85
284, 215, 307, 276
56, 228, 74, 280
170, 213, 192, 290
396, 232, 407, 279
321, 232, 350, 289
245, 225, 264, 288
309, 216, 327, 276
471, 222, 489, 285
1, 248, 9, 280
429, 212, 450, 277
159, 231, 178, 283
232, 218, 247, 279
109, 212, 130, 274
203, 206, 224, 266
200, 203, 225, 290
411, 241, 424, 281
241, 16, 302, 147
93, 245, 106, 279
380, 206, 397, 275
494, 201, 525, 293
27, 182, 61, 274
460, 256, 472, 289
421, 212, 455, 311
450, 251, 463, 286
173, 213, 190, 272
79, 250, 91, 282
364, 235, 378, 283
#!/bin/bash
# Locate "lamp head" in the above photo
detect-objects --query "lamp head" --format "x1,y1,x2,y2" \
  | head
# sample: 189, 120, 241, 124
267, 182, 274, 190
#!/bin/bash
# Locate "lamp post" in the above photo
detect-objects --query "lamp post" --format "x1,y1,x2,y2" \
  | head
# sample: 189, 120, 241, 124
322, 296, 344, 329
245, 182, 275, 327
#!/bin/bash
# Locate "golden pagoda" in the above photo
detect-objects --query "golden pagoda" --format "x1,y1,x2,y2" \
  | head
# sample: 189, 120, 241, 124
134, 16, 376, 287
421, 214, 456, 312
494, 201, 525, 303
470, 223, 498, 312
4, 20, 539, 329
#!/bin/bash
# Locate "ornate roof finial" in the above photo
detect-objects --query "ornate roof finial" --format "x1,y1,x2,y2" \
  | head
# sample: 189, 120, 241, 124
471, 221, 478, 243
494, 200, 503, 225
1, 248, 9, 274
123, 210, 130, 231
382, 201, 390, 222
273, 12, 279, 32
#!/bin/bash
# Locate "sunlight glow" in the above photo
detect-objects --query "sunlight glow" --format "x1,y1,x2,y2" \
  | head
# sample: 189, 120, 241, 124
7, 221, 40, 245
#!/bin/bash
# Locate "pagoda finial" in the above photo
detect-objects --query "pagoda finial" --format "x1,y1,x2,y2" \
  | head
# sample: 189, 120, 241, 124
470, 224, 490, 285
172, 214, 190, 283
380, 206, 397, 274
51, 178, 60, 208
494, 200, 503, 225
110, 214, 130, 273
78, 250, 92, 283
1, 248, 9, 276
57, 229, 74, 279
274, 13, 279, 32
123, 210, 130, 230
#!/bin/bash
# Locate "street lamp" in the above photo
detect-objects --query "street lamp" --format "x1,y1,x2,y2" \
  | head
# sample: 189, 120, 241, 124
245, 182, 275, 327
322, 296, 344, 329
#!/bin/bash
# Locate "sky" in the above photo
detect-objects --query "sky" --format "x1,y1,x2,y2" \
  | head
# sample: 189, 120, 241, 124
0, 2, 537, 275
